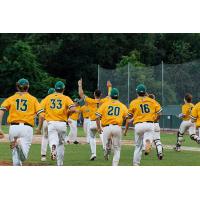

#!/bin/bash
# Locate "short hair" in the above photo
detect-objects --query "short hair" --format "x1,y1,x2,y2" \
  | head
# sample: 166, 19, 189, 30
184, 93, 192, 103
94, 89, 102, 98
138, 92, 146, 97
55, 88, 64, 93
148, 93, 155, 99
16, 84, 29, 92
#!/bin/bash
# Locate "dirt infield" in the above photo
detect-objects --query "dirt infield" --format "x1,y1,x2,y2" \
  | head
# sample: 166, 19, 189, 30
1, 134, 200, 152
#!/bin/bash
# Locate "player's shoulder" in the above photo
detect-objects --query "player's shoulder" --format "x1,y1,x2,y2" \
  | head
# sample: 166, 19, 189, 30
194, 102, 200, 108
25, 93, 39, 102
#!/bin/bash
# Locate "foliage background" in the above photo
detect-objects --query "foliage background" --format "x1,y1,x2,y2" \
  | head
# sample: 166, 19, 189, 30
0, 33, 200, 98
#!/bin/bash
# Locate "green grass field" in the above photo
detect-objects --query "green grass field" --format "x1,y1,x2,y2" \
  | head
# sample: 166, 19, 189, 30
1, 126, 200, 166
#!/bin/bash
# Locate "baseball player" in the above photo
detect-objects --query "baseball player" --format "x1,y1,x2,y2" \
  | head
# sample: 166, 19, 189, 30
80, 103, 90, 143
78, 78, 112, 160
96, 88, 128, 166
125, 84, 162, 166
191, 101, 200, 138
67, 98, 81, 144
40, 88, 55, 162
175, 93, 200, 151
42, 81, 75, 166
143, 93, 163, 159
0, 78, 44, 166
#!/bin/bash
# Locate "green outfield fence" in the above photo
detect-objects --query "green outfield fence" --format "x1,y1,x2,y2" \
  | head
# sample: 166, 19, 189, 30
98, 60, 200, 129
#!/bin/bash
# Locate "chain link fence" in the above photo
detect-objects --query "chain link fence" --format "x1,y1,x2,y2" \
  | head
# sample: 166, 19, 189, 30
98, 60, 200, 129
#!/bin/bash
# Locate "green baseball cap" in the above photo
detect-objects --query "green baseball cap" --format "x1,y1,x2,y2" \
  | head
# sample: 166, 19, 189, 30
17, 78, 29, 86
55, 81, 65, 90
136, 84, 146, 93
110, 88, 119, 98
48, 88, 55, 95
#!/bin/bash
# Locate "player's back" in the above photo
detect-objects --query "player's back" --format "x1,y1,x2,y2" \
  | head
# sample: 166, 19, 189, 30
80, 105, 90, 118
85, 96, 110, 120
182, 103, 194, 121
129, 96, 162, 124
43, 93, 74, 122
1, 92, 41, 126
70, 106, 80, 120
96, 99, 128, 126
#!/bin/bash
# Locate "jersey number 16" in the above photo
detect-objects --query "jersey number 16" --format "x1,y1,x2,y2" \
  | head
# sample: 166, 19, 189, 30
140, 104, 150, 113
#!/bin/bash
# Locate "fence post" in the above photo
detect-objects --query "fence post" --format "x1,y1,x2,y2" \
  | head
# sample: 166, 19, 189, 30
97, 64, 100, 89
161, 61, 164, 129
128, 63, 130, 106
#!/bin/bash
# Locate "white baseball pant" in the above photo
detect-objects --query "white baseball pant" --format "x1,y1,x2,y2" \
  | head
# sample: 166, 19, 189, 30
134, 122, 154, 166
67, 118, 78, 142
102, 125, 122, 166
41, 120, 49, 156
48, 121, 67, 166
89, 120, 105, 157
179, 120, 196, 135
143, 123, 163, 155
83, 118, 90, 143
9, 124, 33, 166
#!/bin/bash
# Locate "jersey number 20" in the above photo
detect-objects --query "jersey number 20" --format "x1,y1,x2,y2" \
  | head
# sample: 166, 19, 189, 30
140, 104, 150, 113
108, 106, 120, 116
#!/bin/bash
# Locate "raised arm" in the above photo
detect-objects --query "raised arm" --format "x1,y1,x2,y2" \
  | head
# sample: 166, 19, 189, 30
78, 78, 84, 99
107, 80, 112, 96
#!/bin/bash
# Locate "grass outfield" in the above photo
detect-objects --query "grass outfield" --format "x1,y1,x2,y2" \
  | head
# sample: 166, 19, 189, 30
1, 143, 200, 166
1, 125, 200, 166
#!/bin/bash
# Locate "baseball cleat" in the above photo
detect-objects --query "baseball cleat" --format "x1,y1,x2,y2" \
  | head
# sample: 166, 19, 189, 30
41, 155, 47, 162
51, 145, 57, 160
66, 140, 70, 144
73, 141, 79, 144
104, 148, 111, 160
174, 146, 181, 152
157, 153, 163, 160
144, 142, 151, 155
174, 144, 181, 152
10, 137, 18, 149
90, 154, 96, 161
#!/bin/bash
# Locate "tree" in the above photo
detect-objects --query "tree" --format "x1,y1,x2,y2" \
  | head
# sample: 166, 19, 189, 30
0, 40, 64, 98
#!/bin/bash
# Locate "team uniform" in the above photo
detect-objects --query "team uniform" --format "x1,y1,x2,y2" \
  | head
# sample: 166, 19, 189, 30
128, 96, 162, 166
67, 106, 80, 143
84, 96, 109, 159
40, 111, 49, 160
143, 102, 163, 158
42, 92, 74, 166
0, 92, 43, 166
191, 102, 200, 140
80, 104, 90, 143
175, 103, 200, 150
96, 99, 128, 166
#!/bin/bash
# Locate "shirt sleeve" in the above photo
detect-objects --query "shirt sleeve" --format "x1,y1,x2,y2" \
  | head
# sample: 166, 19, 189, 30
128, 102, 134, 118
35, 98, 44, 115
182, 105, 187, 115
65, 96, 75, 109
191, 104, 198, 120
123, 105, 129, 118
155, 101, 162, 114
84, 96, 95, 104
96, 103, 105, 118
0, 97, 11, 111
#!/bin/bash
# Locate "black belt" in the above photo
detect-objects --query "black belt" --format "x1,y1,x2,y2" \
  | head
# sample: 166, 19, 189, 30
84, 117, 89, 119
135, 121, 153, 125
102, 124, 118, 127
10, 122, 33, 128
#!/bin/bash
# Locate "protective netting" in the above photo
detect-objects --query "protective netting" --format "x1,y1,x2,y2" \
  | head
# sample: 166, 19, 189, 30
98, 60, 200, 129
